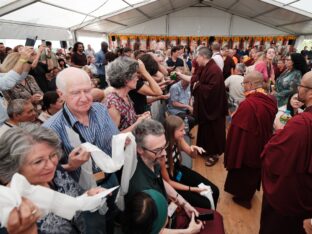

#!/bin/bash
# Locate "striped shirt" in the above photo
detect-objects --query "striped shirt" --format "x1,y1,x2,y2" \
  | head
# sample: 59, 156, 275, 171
43, 103, 119, 181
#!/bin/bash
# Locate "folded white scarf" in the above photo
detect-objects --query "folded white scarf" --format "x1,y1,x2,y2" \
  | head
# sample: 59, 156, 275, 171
0, 173, 118, 227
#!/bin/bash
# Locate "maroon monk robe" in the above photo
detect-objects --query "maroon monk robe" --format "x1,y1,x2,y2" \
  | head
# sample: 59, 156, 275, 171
260, 106, 312, 234
224, 92, 277, 200
223, 56, 235, 80
193, 59, 228, 156
244, 58, 255, 67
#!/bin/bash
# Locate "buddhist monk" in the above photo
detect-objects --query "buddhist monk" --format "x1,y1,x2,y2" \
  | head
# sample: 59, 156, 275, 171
192, 47, 228, 166
224, 71, 277, 209
260, 71, 312, 234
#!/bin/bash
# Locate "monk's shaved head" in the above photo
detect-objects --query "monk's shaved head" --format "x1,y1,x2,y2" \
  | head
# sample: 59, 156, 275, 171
245, 71, 263, 86
301, 71, 312, 87
298, 71, 312, 105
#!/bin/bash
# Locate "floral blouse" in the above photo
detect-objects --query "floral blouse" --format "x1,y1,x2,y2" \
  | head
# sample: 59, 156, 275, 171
3, 75, 43, 111
3, 75, 43, 101
275, 69, 302, 107
104, 92, 137, 131
37, 167, 86, 234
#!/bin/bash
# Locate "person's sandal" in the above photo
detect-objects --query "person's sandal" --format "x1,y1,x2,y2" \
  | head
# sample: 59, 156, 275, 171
205, 156, 219, 167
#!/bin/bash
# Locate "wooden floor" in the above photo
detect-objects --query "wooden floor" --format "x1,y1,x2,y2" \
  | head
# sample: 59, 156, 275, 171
189, 125, 262, 234
192, 154, 263, 234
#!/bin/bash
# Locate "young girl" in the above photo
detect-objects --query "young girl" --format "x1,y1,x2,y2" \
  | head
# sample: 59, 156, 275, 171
162, 115, 219, 209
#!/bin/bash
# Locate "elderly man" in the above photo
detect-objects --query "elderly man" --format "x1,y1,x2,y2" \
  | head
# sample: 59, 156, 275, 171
224, 71, 277, 209
192, 47, 228, 167
224, 63, 246, 105
0, 99, 37, 136
43, 67, 119, 234
259, 71, 312, 234
126, 119, 224, 233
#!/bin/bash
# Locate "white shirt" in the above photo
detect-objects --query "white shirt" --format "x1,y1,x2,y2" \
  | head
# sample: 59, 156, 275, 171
212, 52, 224, 71
224, 74, 245, 104
0, 122, 13, 137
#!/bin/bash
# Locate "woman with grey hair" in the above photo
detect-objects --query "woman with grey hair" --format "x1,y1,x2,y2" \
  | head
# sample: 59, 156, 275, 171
105, 56, 150, 132
0, 124, 104, 234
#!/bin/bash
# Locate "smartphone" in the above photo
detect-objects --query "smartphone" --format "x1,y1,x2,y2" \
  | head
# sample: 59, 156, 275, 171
25, 36, 37, 47
195, 210, 214, 221
41, 40, 46, 46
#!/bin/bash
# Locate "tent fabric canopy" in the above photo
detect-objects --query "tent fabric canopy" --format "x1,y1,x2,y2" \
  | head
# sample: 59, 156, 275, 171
0, 0, 312, 40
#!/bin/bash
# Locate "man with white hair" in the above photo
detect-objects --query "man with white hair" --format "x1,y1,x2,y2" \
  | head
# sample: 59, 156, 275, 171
43, 67, 119, 234
224, 63, 246, 105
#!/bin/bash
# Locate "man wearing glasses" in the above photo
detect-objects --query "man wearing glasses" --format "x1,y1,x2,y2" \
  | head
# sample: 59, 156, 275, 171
125, 119, 219, 233
260, 71, 312, 234
224, 71, 277, 209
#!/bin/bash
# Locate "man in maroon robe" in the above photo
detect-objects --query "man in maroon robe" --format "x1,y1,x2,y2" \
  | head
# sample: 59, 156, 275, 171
192, 47, 228, 166
260, 71, 312, 234
224, 71, 277, 209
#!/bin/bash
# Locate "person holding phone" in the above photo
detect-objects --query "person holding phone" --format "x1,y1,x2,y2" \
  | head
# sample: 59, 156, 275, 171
0, 47, 35, 125
40, 41, 59, 70
1, 50, 43, 113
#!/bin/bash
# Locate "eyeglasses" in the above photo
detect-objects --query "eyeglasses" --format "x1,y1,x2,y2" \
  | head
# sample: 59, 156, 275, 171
298, 84, 312, 90
142, 142, 169, 157
27, 151, 59, 170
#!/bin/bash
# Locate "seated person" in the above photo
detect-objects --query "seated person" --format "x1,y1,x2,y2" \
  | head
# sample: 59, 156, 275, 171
122, 189, 202, 234
0, 124, 105, 233
167, 79, 196, 130
274, 92, 304, 130
124, 119, 225, 234
38, 91, 64, 123
162, 115, 219, 209
224, 63, 246, 105
0, 99, 37, 136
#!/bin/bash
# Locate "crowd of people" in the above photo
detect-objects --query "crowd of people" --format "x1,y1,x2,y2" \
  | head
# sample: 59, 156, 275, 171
0, 38, 311, 234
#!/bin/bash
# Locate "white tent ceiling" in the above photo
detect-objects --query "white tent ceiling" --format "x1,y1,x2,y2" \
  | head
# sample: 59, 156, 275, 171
0, 0, 312, 40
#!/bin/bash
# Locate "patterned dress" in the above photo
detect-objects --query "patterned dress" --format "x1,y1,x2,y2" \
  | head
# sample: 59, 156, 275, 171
275, 69, 302, 107
104, 92, 137, 131
37, 167, 86, 234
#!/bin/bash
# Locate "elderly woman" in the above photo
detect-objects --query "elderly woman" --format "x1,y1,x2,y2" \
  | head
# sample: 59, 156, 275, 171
1, 52, 43, 112
275, 53, 308, 106
0, 124, 105, 234
105, 56, 150, 132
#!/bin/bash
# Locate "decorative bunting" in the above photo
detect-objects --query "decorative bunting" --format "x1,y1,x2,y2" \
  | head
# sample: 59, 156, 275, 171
108, 34, 297, 51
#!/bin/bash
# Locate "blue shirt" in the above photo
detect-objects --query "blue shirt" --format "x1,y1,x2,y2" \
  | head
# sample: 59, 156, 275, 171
95, 50, 106, 76
43, 103, 119, 181
0, 71, 28, 126
167, 81, 191, 115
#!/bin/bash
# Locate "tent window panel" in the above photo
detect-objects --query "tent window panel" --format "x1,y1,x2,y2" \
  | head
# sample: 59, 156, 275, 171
0, 2, 94, 28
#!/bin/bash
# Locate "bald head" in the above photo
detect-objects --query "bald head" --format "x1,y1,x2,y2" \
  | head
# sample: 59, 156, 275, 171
243, 71, 264, 91
298, 71, 312, 105
301, 71, 312, 87
56, 67, 91, 94
211, 42, 220, 52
